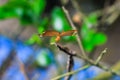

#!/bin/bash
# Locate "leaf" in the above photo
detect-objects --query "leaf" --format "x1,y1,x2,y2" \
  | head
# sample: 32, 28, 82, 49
84, 43, 94, 52
92, 33, 107, 45
51, 7, 72, 32
25, 34, 41, 45
30, 0, 46, 16
0, 0, 46, 24
38, 26, 45, 34
88, 13, 98, 24
62, 36, 76, 42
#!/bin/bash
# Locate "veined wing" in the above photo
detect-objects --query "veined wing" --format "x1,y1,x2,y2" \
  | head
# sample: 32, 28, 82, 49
60, 30, 77, 36
39, 30, 60, 37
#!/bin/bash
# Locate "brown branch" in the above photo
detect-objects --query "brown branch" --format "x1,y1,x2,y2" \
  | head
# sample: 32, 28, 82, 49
16, 56, 29, 80
95, 48, 107, 64
61, 6, 87, 57
55, 43, 120, 77
55, 43, 74, 80
55, 43, 76, 56
94, 61, 120, 80
0, 50, 15, 76
65, 55, 74, 80
51, 64, 90, 80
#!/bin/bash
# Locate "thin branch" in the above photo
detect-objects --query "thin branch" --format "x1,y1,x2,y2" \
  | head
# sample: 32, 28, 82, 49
65, 55, 74, 80
77, 53, 120, 76
55, 43, 120, 76
56, 43, 75, 80
94, 61, 120, 80
95, 48, 107, 64
16, 56, 29, 80
55, 43, 76, 56
0, 50, 15, 76
51, 64, 90, 80
62, 6, 87, 57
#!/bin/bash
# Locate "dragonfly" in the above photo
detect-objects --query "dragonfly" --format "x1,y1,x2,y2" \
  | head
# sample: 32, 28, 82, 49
38, 30, 77, 42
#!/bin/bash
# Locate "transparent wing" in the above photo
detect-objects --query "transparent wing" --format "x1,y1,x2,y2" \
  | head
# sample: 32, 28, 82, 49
60, 30, 77, 36
39, 30, 60, 37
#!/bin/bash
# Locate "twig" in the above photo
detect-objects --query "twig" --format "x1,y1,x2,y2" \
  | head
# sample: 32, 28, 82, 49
62, 6, 87, 57
55, 44, 120, 76
56, 43, 75, 80
51, 64, 90, 80
0, 50, 15, 76
16, 56, 29, 80
94, 61, 120, 80
99, 0, 120, 28
100, 0, 111, 25
106, 11, 120, 25
77, 54, 120, 76
95, 48, 107, 64
65, 55, 74, 80
55, 43, 76, 56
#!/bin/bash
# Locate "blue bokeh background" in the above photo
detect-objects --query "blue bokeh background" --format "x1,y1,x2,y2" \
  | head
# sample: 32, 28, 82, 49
0, 35, 119, 80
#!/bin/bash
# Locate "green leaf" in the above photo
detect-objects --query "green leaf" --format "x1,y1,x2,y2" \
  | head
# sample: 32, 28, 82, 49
84, 44, 94, 52
81, 30, 95, 42
37, 17, 49, 33
62, 36, 76, 41
0, 6, 18, 19
51, 7, 72, 32
81, 13, 106, 52
25, 34, 41, 45
0, 0, 46, 24
92, 33, 107, 45
38, 26, 45, 34
88, 13, 98, 24
30, 0, 46, 16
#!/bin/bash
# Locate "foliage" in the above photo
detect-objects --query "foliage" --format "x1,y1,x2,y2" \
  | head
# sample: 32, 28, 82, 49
0, 0, 46, 24
0, 1, 107, 51
81, 13, 107, 52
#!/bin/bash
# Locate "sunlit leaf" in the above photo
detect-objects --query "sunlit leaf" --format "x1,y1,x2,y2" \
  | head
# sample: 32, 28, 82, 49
25, 34, 41, 45
0, 0, 46, 24
92, 33, 107, 45
51, 7, 72, 32
81, 13, 107, 52
31, 0, 46, 16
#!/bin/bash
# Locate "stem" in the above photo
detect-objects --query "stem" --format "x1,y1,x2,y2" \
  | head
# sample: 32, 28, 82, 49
16, 56, 29, 80
51, 64, 90, 80
95, 48, 107, 64
65, 55, 74, 80
55, 44, 120, 76
62, 6, 87, 57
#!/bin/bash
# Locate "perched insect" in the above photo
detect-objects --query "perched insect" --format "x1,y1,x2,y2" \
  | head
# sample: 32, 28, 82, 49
38, 30, 77, 42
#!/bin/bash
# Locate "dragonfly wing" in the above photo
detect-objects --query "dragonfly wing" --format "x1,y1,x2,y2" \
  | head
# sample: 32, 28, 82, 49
60, 30, 77, 36
39, 30, 60, 37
